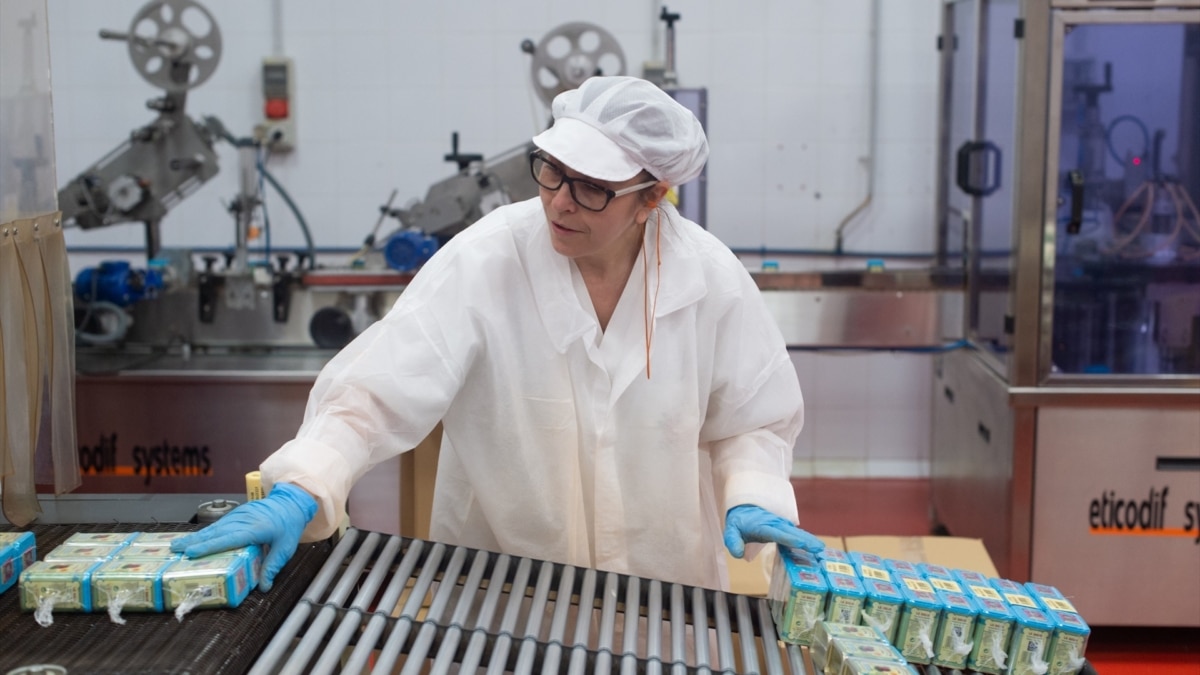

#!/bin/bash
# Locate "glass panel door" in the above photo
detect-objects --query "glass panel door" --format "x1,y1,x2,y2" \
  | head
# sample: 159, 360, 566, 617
1049, 17, 1200, 375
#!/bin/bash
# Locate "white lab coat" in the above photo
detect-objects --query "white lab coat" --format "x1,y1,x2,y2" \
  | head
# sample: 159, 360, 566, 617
261, 198, 803, 590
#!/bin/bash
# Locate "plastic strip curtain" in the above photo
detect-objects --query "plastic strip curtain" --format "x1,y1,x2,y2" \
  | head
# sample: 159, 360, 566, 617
0, 212, 77, 526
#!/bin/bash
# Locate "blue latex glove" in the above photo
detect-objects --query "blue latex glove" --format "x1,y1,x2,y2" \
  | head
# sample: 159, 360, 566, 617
170, 483, 318, 592
723, 504, 825, 559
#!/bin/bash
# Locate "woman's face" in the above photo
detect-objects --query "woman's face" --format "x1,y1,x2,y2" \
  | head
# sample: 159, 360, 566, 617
536, 154, 663, 268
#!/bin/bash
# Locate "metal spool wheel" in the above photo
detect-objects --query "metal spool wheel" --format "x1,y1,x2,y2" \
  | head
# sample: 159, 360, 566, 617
126, 0, 222, 92
528, 22, 626, 106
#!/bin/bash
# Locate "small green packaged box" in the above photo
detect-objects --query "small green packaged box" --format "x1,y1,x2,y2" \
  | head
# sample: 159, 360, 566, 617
0, 532, 37, 594
826, 637, 906, 675
769, 550, 829, 645
992, 577, 1040, 612
1044, 608, 1090, 675
1025, 582, 1079, 615
823, 566, 866, 626
818, 547, 852, 564
933, 590, 978, 670
966, 593, 1016, 675
60, 532, 138, 547
809, 621, 888, 674
20, 560, 104, 613
117, 544, 180, 560
918, 562, 955, 582
163, 552, 255, 612
952, 567, 991, 588
92, 558, 175, 613
811, 620, 887, 647
927, 576, 964, 595
860, 576, 904, 644
44, 544, 127, 562
884, 558, 920, 578
163, 558, 249, 611
849, 551, 887, 570
895, 576, 943, 665
129, 532, 191, 547
1006, 604, 1057, 675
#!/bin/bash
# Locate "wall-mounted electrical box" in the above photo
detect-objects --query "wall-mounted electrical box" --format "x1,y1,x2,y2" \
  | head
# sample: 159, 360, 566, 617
255, 56, 295, 151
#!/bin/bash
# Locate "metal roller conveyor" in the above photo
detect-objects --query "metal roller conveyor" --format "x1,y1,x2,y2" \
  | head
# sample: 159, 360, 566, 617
250, 528, 810, 674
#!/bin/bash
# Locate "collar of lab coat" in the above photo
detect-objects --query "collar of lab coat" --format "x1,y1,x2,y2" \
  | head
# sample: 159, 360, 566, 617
526, 202, 708, 354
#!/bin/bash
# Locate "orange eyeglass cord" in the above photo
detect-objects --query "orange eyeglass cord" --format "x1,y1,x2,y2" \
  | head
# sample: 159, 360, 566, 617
642, 209, 663, 379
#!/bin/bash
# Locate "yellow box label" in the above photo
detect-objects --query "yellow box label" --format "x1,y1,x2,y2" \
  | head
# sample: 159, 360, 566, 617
1043, 597, 1076, 613
825, 561, 856, 577
930, 578, 962, 593
1006, 593, 1037, 608
861, 565, 890, 581
903, 577, 934, 593
971, 585, 1001, 601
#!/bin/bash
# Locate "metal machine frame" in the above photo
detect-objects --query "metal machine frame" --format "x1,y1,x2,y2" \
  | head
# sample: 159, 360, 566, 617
932, 0, 1200, 626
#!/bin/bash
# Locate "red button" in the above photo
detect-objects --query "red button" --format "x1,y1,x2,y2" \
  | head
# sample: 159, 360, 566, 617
265, 98, 289, 119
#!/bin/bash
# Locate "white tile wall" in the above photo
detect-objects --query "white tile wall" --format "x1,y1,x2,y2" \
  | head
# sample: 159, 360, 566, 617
47, 0, 942, 477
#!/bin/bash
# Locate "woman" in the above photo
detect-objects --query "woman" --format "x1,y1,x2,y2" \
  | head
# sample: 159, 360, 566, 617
173, 76, 823, 592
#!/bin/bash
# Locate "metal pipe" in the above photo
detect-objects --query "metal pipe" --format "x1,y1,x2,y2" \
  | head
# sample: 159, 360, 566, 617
372, 542, 448, 672
647, 579, 663, 675
455, 554, 516, 673
247, 528, 361, 675
401, 546, 470, 674
341, 538, 426, 673
620, 576, 642, 675
540, 565, 575, 674
712, 592, 733, 670
594, 572, 620, 674
509, 560, 556, 674
566, 568, 598, 675
756, 598, 786, 675
281, 531, 383, 671
428, 548, 491, 675
734, 594, 759, 674
834, 0, 882, 254
309, 534, 402, 675
691, 586, 711, 671
485, 557, 537, 675
787, 643, 807, 675
670, 583, 686, 675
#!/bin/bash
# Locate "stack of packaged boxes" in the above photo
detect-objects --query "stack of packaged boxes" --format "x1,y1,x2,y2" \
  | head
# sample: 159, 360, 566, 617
8, 531, 263, 626
769, 546, 1092, 675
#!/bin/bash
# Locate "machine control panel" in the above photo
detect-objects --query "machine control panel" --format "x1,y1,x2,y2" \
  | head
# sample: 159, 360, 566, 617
256, 56, 295, 151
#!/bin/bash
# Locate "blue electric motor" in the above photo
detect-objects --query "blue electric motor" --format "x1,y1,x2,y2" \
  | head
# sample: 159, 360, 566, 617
383, 230, 439, 272
75, 260, 164, 307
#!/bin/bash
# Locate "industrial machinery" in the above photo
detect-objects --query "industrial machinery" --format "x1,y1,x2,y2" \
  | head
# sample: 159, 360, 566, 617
931, 0, 1200, 626
58, 0, 222, 260
38, 6, 717, 531
370, 14, 709, 257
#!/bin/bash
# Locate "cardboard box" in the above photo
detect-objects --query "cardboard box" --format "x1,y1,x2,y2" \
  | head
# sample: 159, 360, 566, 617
842, 536, 998, 578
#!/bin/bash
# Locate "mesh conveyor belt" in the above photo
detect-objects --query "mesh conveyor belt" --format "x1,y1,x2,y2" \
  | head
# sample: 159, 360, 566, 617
249, 527, 810, 675
0, 523, 333, 675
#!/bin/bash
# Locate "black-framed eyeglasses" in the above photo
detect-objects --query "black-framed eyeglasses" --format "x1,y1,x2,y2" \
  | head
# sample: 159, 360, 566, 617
529, 151, 657, 212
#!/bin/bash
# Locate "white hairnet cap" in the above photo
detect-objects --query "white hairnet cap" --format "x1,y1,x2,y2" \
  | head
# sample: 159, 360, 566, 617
532, 76, 709, 186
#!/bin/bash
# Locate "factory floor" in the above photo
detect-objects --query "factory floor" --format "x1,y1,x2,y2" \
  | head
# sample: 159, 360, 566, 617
791, 478, 1200, 675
